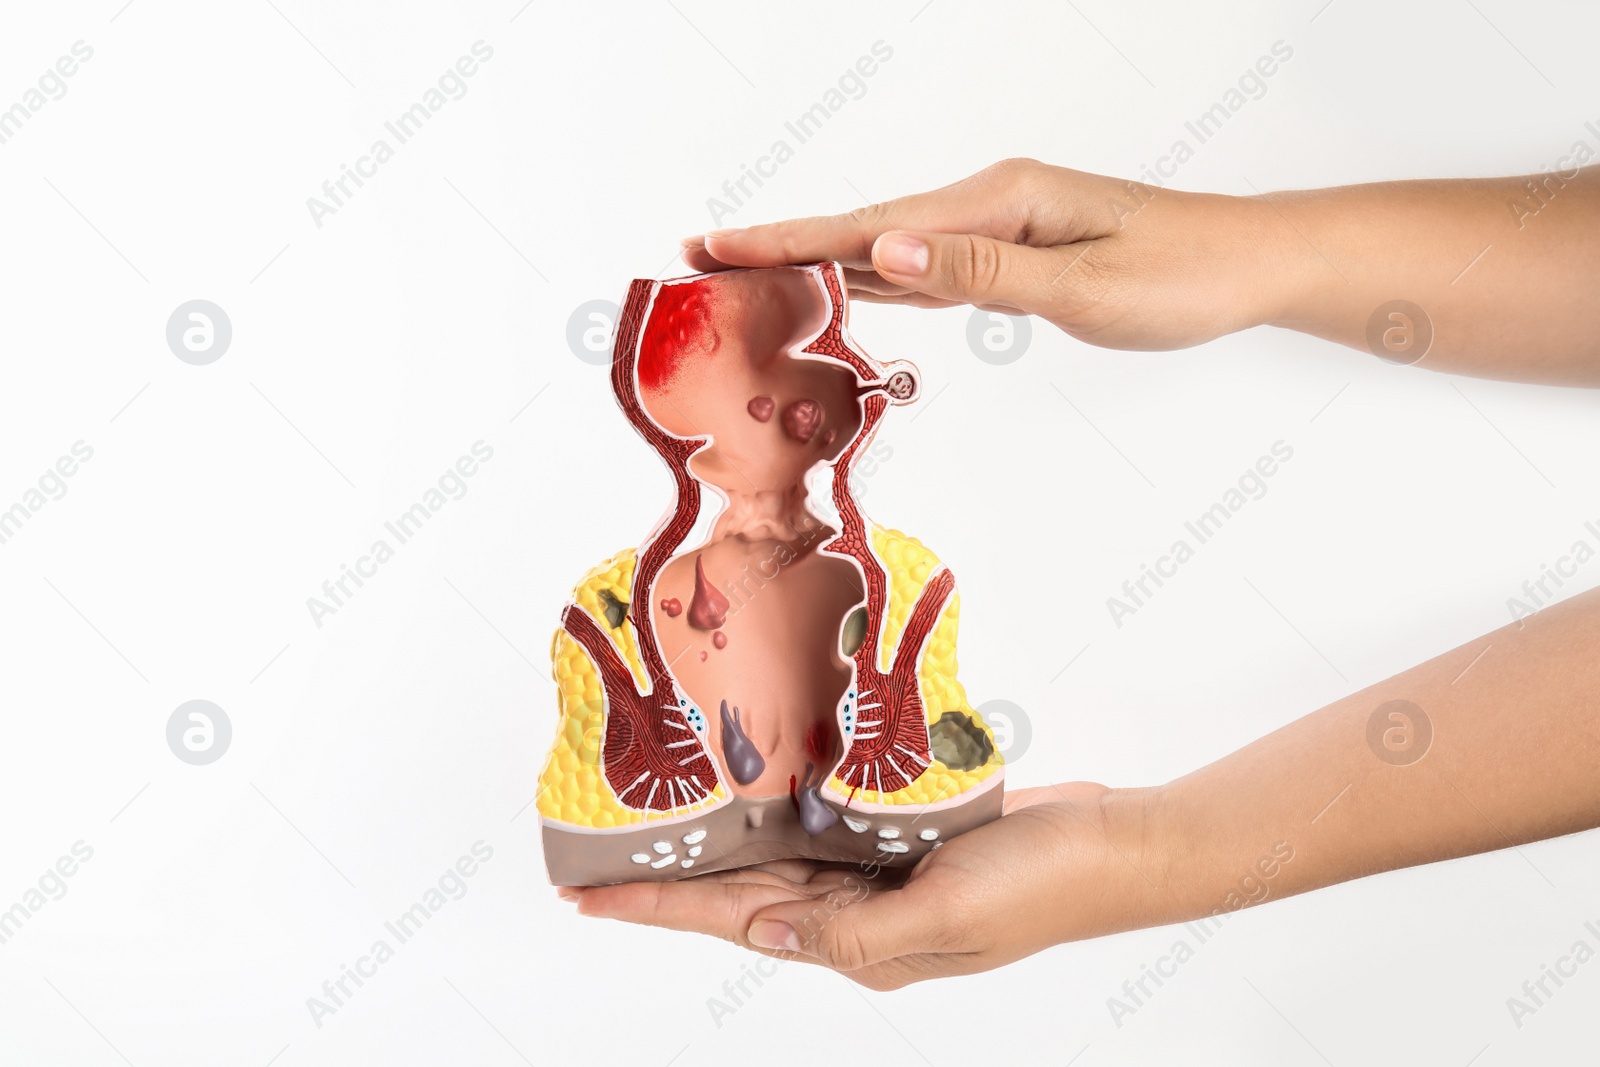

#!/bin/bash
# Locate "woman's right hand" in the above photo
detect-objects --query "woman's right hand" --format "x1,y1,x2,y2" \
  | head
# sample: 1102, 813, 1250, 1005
685, 158, 1600, 385
682, 158, 1293, 353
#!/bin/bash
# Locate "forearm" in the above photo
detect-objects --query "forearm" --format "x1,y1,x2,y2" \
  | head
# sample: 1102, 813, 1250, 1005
1143, 585, 1600, 923
1255, 168, 1600, 384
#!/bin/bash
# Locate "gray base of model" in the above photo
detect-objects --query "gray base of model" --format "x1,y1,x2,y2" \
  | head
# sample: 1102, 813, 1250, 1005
542, 781, 1004, 887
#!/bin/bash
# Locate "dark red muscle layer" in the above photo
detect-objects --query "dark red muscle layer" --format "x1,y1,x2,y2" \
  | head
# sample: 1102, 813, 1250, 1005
561, 603, 718, 799
612, 279, 710, 688
558, 279, 722, 811
801, 266, 949, 797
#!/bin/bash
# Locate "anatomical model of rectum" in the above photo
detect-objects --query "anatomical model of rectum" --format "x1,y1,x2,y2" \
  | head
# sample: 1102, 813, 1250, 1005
539, 262, 1004, 885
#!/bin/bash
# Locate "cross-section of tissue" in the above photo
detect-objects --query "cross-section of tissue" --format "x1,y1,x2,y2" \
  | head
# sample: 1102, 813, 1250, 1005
539, 262, 1004, 886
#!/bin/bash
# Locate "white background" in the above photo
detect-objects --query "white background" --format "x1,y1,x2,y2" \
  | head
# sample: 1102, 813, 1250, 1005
2, 0, 1598, 1063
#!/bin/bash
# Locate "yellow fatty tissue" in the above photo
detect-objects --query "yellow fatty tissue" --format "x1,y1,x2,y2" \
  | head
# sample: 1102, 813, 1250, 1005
829, 525, 1002, 807
538, 549, 725, 826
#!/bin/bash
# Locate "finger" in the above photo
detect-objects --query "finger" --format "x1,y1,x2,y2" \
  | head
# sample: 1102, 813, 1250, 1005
841, 266, 905, 296
680, 244, 736, 274
851, 290, 966, 310
847, 949, 992, 992
575, 856, 839, 937
703, 213, 879, 269
726, 858, 832, 884
686, 252, 1041, 316
1002, 785, 1065, 814
843, 265, 1007, 310
695, 175, 1017, 270
677, 258, 904, 299
578, 876, 795, 941
745, 875, 944, 971
872, 229, 1086, 319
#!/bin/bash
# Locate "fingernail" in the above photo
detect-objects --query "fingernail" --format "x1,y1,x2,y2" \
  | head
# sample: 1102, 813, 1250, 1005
747, 920, 802, 953
875, 232, 929, 276
704, 228, 743, 241
556, 887, 583, 903
679, 234, 706, 248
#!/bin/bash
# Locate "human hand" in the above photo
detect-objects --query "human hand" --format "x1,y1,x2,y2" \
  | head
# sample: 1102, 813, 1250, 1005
560, 783, 1173, 990
561, 587, 1600, 990
682, 158, 1291, 352
686, 159, 1600, 382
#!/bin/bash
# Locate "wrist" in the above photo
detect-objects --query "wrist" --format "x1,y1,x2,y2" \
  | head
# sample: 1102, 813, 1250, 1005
1155, 772, 1310, 927
1230, 191, 1322, 332
1085, 784, 1187, 933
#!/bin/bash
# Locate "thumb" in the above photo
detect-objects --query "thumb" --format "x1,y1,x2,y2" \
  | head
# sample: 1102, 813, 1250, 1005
872, 229, 1067, 313
745, 881, 936, 971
